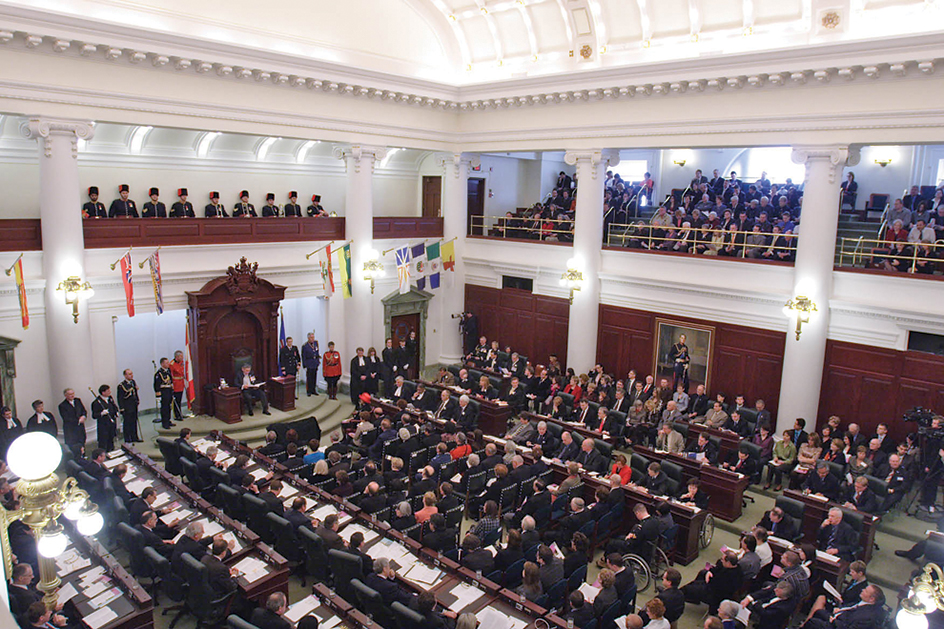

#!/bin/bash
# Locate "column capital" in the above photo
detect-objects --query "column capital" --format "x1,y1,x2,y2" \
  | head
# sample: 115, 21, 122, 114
21, 117, 95, 159
333, 145, 387, 173
790, 145, 857, 184
438, 152, 480, 178
563, 149, 620, 178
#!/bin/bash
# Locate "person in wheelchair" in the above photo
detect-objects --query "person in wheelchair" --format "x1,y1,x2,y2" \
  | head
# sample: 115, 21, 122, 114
603, 503, 661, 560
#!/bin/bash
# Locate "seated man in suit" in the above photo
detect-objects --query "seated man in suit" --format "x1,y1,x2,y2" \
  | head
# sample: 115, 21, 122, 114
455, 395, 478, 431
804, 461, 842, 502
639, 462, 669, 495
817, 508, 859, 562
424, 514, 458, 553
258, 479, 286, 516
315, 514, 345, 551
411, 383, 437, 412
7, 563, 42, 615
576, 438, 605, 474
805, 560, 869, 625
722, 446, 757, 477
800, 584, 885, 629
171, 521, 225, 573
505, 415, 536, 445
527, 420, 558, 453
460, 533, 495, 574
747, 580, 796, 629
130, 488, 177, 539
656, 422, 685, 454
687, 433, 719, 464
553, 431, 581, 462
250, 592, 292, 629
842, 476, 879, 515
502, 376, 527, 412
433, 389, 458, 421
365, 557, 415, 607
236, 363, 270, 416
724, 411, 752, 438
757, 506, 797, 541
285, 496, 313, 530
508, 478, 552, 528
701, 402, 729, 428
136, 510, 175, 557
605, 503, 661, 557
256, 431, 286, 458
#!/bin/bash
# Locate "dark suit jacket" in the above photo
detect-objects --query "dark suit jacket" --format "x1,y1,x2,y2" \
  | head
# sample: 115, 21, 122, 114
172, 535, 211, 572
456, 403, 478, 429
758, 512, 797, 541
461, 548, 495, 573
136, 524, 173, 556
577, 447, 605, 473
284, 509, 311, 530
539, 557, 564, 590
316, 525, 344, 551
750, 596, 794, 629
592, 585, 619, 617
424, 528, 458, 552
250, 608, 292, 629
817, 521, 859, 560
834, 602, 885, 629
804, 471, 841, 502
365, 572, 414, 607
26, 412, 58, 437
643, 472, 669, 496
555, 441, 580, 462
844, 487, 879, 514
434, 398, 458, 421
258, 490, 285, 516
659, 587, 686, 623
7, 584, 40, 614
58, 398, 87, 443
727, 454, 757, 477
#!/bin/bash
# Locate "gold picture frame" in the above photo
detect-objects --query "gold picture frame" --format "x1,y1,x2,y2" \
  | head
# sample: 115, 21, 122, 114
653, 318, 715, 393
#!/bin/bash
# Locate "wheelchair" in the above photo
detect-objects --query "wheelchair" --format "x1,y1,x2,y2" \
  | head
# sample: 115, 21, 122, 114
700, 513, 715, 549
623, 535, 672, 593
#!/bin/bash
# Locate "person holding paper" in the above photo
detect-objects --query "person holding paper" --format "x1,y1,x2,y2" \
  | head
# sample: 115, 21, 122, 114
23, 602, 71, 629
746, 581, 795, 629
564, 590, 596, 628
592, 569, 619, 617
137, 510, 175, 557
816, 508, 859, 562
8, 564, 43, 616
799, 584, 885, 629
237, 363, 270, 416
365, 558, 415, 607
804, 560, 868, 624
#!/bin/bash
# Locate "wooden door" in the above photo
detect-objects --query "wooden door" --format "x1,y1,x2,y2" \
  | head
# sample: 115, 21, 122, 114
468, 178, 485, 236
422, 176, 442, 218
392, 313, 421, 379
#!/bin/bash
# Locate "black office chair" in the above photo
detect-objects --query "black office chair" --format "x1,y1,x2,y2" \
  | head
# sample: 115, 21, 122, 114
116, 522, 155, 582
328, 549, 364, 602
218, 484, 245, 521
299, 527, 330, 583
208, 467, 231, 504
181, 553, 236, 628
774, 496, 806, 542
242, 493, 274, 543
226, 615, 262, 629
179, 441, 198, 463
839, 508, 865, 559
143, 546, 187, 626
865, 475, 890, 515
661, 461, 683, 484
630, 454, 650, 475
392, 601, 425, 628
180, 457, 207, 495
265, 513, 304, 582
156, 437, 184, 476
352, 578, 396, 626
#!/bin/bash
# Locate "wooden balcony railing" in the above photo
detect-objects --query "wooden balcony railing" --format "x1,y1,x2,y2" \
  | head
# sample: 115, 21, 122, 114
372, 217, 443, 239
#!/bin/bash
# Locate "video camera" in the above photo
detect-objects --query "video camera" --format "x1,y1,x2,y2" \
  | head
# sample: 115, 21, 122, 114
904, 407, 944, 440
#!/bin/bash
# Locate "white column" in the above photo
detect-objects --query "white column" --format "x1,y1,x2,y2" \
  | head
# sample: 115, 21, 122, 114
776, 145, 856, 433
563, 149, 619, 373
23, 118, 96, 403
438, 152, 478, 364
334, 145, 385, 383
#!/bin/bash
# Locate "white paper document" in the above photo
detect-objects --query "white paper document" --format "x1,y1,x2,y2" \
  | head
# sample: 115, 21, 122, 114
289, 496, 319, 512
816, 550, 841, 563
403, 563, 442, 586
475, 607, 528, 629
824, 580, 843, 600
81, 579, 111, 599
285, 595, 321, 624
87, 587, 122, 609
371, 538, 412, 565
310, 504, 339, 521
124, 479, 152, 496
56, 582, 79, 604
278, 485, 299, 499
103, 456, 127, 469
578, 582, 600, 604
233, 556, 268, 574
447, 582, 487, 612
220, 531, 247, 552
84, 606, 118, 629
55, 550, 91, 577
250, 468, 269, 481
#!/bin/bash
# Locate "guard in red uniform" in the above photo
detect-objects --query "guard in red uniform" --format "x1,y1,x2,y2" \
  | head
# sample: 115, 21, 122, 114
322, 342, 342, 400
170, 350, 187, 421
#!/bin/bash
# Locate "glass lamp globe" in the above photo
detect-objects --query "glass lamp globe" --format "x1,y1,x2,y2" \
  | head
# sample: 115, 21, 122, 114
7, 432, 62, 480
897, 608, 929, 629
63, 496, 86, 520
77, 511, 104, 536
37, 530, 68, 558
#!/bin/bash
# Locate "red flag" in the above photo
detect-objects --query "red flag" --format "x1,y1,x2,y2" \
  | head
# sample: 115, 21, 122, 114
120, 252, 134, 317
184, 320, 195, 404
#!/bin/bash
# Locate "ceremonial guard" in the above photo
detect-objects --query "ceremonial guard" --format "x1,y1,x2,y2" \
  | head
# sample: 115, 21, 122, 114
109, 184, 138, 217
170, 350, 187, 422
322, 341, 342, 400
58, 389, 88, 449
284, 191, 302, 217
0, 406, 24, 458
142, 187, 166, 218
154, 357, 175, 429
280, 336, 301, 377
82, 186, 107, 218
205, 191, 228, 217
91, 384, 119, 452
307, 194, 327, 217
117, 369, 141, 443
233, 190, 257, 217
669, 334, 691, 391
171, 188, 195, 217
301, 332, 321, 396
261, 193, 279, 217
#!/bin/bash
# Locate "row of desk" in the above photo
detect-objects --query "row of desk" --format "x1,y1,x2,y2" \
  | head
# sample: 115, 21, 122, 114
417, 379, 514, 435
782, 489, 879, 564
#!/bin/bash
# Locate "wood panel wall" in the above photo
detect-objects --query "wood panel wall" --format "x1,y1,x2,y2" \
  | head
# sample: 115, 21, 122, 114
0, 219, 42, 251
596, 304, 786, 418
464, 285, 569, 368
83, 217, 345, 248
819, 340, 944, 442
373, 217, 443, 240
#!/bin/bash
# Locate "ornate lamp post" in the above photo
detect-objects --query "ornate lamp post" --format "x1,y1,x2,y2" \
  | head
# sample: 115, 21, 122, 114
0, 432, 103, 610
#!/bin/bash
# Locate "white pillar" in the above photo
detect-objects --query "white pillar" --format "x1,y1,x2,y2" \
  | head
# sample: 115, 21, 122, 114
776, 145, 855, 433
439, 153, 478, 364
334, 145, 385, 384
563, 149, 619, 373
23, 118, 96, 404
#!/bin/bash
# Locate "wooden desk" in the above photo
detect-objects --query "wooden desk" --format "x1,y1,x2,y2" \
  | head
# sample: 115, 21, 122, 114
783, 489, 878, 563
687, 423, 743, 462
230, 545, 290, 603
633, 445, 750, 522
268, 376, 296, 412
528, 411, 617, 445
212, 387, 243, 423
767, 536, 846, 590
419, 380, 513, 435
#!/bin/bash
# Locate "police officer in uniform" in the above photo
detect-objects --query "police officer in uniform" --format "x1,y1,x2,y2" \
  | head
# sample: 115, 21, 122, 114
109, 184, 139, 217
233, 190, 256, 218
284, 192, 302, 217
301, 332, 321, 397
669, 334, 690, 391
308, 195, 327, 217
280, 337, 301, 400
91, 384, 119, 452
142, 187, 166, 218
117, 369, 141, 443
205, 191, 228, 217
154, 357, 175, 429
83, 187, 107, 218
262, 193, 280, 217
171, 189, 195, 217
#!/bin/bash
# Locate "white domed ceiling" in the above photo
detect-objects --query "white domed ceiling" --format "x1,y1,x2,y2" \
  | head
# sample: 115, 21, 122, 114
3, 0, 941, 84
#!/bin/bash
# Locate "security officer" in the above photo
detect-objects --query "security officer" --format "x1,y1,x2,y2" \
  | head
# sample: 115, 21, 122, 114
205, 191, 227, 217
284, 191, 302, 217
280, 336, 301, 380
262, 193, 279, 217
171, 188, 195, 217
301, 333, 321, 397
142, 187, 166, 218
308, 194, 327, 217
233, 190, 256, 217
117, 369, 141, 443
83, 187, 107, 218
153, 357, 175, 429
109, 184, 139, 217
91, 384, 120, 452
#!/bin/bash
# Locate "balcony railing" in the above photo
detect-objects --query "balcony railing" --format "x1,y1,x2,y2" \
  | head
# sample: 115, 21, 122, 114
837, 236, 944, 276
468, 215, 574, 244
605, 222, 797, 262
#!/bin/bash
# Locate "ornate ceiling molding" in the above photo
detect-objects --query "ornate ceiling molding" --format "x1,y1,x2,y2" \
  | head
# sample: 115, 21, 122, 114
0, 26, 941, 114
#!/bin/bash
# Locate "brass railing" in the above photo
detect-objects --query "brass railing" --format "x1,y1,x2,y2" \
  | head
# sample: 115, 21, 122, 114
468, 215, 575, 242
837, 237, 944, 273
605, 222, 798, 259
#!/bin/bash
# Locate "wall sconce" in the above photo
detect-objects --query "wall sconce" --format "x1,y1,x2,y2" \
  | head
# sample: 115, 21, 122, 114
673, 159, 687, 167
874, 158, 892, 168
56, 276, 94, 324
896, 563, 944, 629
363, 249, 385, 294
783, 295, 817, 340
559, 258, 584, 305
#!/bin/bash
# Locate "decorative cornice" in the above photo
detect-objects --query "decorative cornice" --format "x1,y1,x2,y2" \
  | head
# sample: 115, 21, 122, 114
333, 145, 387, 173
564, 149, 620, 179
791, 146, 853, 184
438, 153, 480, 179
20, 116, 94, 158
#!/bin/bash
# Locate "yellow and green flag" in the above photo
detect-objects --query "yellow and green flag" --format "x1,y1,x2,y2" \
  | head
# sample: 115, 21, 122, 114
339, 243, 353, 299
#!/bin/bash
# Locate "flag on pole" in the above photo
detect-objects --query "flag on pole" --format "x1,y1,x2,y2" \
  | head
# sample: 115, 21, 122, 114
426, 242, 441, 290
147, 251, 164, 315
319, 245, 335, 296
339, 243, 353, 299
184, 316, 195, 405
396, 246, 411, 294
442, 240, 456, 272
120, 252, 135, 317
410, 243, 427, 289
11, 257, 28, 329
278, 309, 287, 373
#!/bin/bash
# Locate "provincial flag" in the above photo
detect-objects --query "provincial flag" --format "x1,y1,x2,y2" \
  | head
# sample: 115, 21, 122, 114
395, 246, 411, 294
184, 317, 195, 404
426, 242, 441, 290
442, 240, 456, 272
120, 252, 135, 317
11, 257, 28, 329
278, 310, 287, 373
339, 243, 353, 299
319, 245, 335, 296
410, 243, 427, 289
147, 251, 164, 315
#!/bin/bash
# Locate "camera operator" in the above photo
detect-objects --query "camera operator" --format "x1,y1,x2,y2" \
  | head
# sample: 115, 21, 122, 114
455, 312, 478, 356
920, 445, 944, 514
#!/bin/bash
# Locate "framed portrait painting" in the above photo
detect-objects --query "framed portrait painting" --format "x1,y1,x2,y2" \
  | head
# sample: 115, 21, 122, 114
653, 319, 714, 393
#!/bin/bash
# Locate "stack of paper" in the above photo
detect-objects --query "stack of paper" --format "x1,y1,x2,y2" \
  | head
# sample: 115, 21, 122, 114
220, 531, 246, 553
578, 582, 600, 604
284, 596, 321, 624
249, 468, 269, 481
446, 582, 486, 612
56, 582, 80, 604
339, 523, 379, 546
81, 578, 112, 600
233, 556, 270, 583
160, 508, 193, 527
218, 456, 236, 469
88, 587, 122, 609
124, 478, 152, 495
55, 550, 91, 577
84, 607, 118, 629
103, 456, 127, 469
475, 607, 529, 629
371, 539, 412, 565
278, 485, 299, 499
310, 504, 339, 521
403, 563, 442, 586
